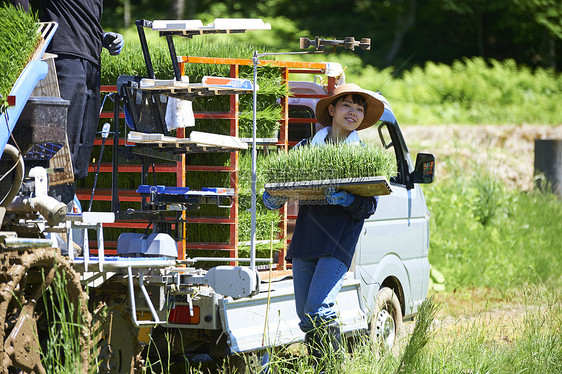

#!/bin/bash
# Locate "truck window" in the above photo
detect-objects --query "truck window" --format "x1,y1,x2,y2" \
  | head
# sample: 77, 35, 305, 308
288, 105, 316, 142
376, 122, 404, 185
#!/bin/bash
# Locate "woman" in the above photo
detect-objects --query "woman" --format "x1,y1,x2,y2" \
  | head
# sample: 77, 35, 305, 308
263, 83, 384, 367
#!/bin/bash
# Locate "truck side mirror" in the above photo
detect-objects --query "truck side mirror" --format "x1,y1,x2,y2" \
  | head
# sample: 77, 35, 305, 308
412, 153, 435, 184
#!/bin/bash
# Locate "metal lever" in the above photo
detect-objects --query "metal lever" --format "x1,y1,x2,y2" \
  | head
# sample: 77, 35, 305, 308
300, 36, 371, 51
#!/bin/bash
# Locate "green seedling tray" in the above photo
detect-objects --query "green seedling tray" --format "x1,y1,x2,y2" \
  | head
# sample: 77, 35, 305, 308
265, 176, 392, 201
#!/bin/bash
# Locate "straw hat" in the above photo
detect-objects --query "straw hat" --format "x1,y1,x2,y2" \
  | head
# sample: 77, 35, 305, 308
315, 83, 384, 130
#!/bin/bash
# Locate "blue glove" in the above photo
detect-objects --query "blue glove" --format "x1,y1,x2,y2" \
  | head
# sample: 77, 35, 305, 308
325, 187, 355, 207
263, 191, 287, 210
103, 32, 124, 55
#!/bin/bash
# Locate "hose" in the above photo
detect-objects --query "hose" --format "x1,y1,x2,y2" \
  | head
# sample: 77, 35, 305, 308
0, 144, 24, 207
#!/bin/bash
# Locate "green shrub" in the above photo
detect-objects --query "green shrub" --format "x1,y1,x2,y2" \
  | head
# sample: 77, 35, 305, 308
284, 53, 562, 125
377, 57, 562, 125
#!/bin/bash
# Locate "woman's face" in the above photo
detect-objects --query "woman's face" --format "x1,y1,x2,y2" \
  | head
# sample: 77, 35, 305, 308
328, 94, 365, 134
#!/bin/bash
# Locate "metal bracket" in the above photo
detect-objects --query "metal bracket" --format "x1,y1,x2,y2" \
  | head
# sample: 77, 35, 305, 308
128, 267, 163, 327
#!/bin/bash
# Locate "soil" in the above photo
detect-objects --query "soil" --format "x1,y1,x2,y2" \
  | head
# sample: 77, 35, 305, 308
362, 124, 562, 191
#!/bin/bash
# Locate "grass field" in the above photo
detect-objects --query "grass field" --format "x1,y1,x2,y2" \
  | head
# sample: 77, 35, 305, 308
146, 124, 561, 373
220, 124, 562, 374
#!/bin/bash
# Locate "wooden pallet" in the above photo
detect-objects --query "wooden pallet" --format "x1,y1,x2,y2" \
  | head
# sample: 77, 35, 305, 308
138, 78, 253, 98
127, 130, 248, 152
49, 141, 74, 185
265, 176, 392, 201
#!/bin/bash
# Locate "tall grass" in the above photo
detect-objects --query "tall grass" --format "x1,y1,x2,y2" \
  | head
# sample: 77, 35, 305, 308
418, 284, 562, 374
40, 266, 89, 374
425, 166, 562, 291
216, 284, 560, 374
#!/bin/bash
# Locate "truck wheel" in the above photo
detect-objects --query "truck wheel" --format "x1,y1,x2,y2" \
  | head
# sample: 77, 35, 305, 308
369, 287, 403, 350
0, 249, 91, 374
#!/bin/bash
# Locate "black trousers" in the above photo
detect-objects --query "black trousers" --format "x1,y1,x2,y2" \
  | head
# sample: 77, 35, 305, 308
55, 55, 101, 180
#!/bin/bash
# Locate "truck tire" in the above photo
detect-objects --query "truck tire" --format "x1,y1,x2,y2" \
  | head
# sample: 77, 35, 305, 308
369, 287, 403, 350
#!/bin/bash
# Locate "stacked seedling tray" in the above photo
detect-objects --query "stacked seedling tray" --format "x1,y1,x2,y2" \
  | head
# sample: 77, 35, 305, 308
88, 21, 287, 262
263, 142, 397, 201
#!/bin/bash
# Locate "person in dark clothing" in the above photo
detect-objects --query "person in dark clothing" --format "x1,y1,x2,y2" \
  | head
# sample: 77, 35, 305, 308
41, 0, 123, 191
11, 0, 123, 203
263, 83, 384, 368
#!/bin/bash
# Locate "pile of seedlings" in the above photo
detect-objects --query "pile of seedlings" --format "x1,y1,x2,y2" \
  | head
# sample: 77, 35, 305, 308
0, 4, 40, 108
92, 38, 288, 261
262, 142, 397, 184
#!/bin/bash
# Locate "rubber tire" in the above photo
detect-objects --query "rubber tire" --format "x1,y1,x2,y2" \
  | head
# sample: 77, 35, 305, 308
369, 287, 403, 350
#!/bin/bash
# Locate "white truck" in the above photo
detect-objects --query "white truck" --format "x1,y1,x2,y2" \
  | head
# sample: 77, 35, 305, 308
141, 81, 436, 370
0, 18, 434, 373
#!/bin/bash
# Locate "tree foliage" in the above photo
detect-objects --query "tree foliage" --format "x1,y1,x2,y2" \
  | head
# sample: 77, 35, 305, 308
17, 0, 562, 70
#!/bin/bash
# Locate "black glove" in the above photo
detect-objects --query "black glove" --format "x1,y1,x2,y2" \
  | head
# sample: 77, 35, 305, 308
103, 32, 124, 55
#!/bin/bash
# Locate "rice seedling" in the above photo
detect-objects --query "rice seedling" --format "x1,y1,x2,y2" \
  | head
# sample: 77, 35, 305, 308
238, 104, 283, 138
262, 142, 397, 184
40, 264, 90, 374
0, 4, 40, 107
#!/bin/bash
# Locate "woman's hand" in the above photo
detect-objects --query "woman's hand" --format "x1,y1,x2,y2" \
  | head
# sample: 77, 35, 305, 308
324, 187, 355, 207
263, 191, 288, 210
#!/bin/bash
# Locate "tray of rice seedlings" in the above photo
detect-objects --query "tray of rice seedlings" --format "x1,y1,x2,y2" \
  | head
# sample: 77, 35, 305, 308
238, 150, 284, 257
0, 5, 43, 154
263, 142, 397, 200
101, 39, 288, 139
0, 4, 40, 105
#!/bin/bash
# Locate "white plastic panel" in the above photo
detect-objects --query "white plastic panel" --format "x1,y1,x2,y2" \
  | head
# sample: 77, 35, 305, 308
151, 18, 270, 32
219, 278, 367, 353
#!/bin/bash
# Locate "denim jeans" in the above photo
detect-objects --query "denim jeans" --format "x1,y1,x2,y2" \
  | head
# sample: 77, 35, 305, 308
292, 256, 348, 333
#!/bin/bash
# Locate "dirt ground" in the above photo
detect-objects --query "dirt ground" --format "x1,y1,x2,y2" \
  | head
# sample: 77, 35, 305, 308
362, 124, 562, 191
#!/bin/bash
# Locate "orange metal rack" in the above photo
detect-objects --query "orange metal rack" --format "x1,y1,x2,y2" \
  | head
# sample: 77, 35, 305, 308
85, 57, 334, 269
